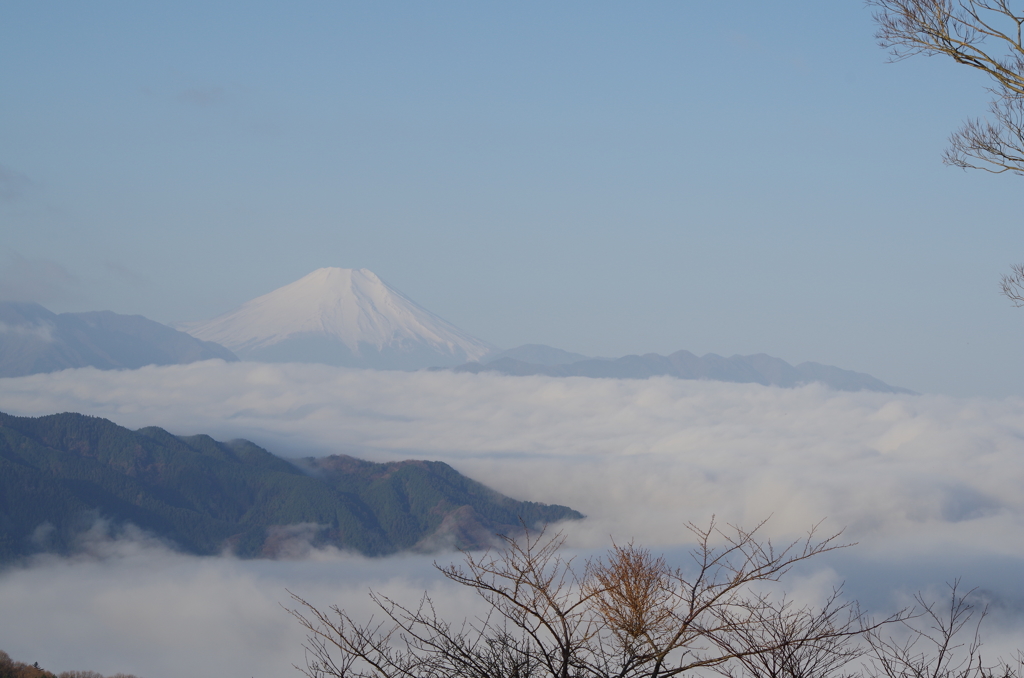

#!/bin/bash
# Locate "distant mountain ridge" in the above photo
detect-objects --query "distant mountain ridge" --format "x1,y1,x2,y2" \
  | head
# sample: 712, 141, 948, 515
0, 301, 237, 378
0, 272, 912, 394
178, 268, 496, 369
482, 344, 591, 366
449, 348, 914, 394
0, 411, 582, 563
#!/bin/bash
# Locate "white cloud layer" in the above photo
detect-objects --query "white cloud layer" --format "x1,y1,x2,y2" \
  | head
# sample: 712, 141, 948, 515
0, 536, 471, 677
2, 361, 1024, 676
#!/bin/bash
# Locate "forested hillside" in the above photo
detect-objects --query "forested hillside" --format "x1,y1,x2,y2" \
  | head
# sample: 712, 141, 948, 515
0, 412, 581, 562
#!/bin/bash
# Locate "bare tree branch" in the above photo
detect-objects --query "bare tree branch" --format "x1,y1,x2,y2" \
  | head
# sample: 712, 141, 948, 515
286, 519, 897, 678
711, 589, 869, 678
865, 580, 1019, 678
868, 0, 1024, 174
1000, 262, 1024, 306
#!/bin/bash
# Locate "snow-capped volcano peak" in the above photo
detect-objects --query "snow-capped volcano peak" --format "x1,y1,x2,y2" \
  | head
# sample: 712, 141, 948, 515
178, 268, 496, 369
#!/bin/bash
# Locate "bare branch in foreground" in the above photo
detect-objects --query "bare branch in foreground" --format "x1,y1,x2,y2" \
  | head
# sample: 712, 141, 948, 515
286, 519, 900, 678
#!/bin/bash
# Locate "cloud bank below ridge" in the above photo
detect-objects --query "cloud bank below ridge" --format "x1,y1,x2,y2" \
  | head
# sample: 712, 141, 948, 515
2, 360, 1021, 551
2, 361, 1023, 676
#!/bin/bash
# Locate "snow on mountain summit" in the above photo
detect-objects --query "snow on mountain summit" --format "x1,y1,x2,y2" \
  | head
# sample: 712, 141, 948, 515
178, 268, 496, 369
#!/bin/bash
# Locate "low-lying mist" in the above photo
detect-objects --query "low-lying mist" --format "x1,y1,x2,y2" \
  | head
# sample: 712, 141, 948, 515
1, 360, 1023, 677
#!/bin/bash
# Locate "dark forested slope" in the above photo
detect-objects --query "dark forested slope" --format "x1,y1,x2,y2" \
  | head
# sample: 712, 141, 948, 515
0, 412, 581, 563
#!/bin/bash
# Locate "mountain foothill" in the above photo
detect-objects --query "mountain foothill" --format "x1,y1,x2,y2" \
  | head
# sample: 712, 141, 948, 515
0, 411, 583, 564
0, 267, 912, 392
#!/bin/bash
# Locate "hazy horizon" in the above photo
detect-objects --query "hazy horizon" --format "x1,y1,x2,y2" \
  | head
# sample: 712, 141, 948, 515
3, 3, 1024, 397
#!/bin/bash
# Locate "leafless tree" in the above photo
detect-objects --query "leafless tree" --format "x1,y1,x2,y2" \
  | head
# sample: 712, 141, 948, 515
865, 580, 1020, 678
712, 589, 869, 678
999, 263, 1024, 306
868, 0, 1024, 175
868, 1, 1024, 304
287, 518, 892, 678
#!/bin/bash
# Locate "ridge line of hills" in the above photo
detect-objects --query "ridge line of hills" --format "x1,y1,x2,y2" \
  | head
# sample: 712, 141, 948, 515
0, 411, 583, 563
447, 345, 915, 394
0, 268, 913, 393
0, 301, 237, 377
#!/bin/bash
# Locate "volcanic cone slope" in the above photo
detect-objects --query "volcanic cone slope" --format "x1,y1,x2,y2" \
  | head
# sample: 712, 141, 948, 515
178, 268, 495, 369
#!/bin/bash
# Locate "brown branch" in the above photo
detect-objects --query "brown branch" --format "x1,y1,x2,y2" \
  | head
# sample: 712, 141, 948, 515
286, 519, 911, 678
1001, 263, 1024, 306
869, 0, 1024, 174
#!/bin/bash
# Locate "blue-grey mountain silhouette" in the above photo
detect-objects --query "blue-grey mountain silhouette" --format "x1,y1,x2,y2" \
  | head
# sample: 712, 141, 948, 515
0, 301, 237, 378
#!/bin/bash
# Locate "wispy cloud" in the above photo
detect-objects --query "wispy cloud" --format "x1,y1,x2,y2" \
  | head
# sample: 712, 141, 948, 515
103, 260, 150, 287
0, 252, 80, 304
177, 86, 225, 106
0, 164, 32, 201
0, 320, 54, 342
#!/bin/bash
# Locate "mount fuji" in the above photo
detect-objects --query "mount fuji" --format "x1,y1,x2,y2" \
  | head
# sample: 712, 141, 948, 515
178, 268, 496, 370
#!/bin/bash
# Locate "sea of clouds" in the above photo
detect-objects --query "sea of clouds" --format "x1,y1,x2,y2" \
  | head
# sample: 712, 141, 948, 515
1, 360, 1023, 677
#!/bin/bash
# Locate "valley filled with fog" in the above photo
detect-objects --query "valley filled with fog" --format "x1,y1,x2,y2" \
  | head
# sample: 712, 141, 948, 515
2, 362, 1023, 677
6, 4, 1024, 676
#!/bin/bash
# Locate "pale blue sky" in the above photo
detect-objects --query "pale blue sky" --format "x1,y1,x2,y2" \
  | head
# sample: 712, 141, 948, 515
2, 2, 1022, 396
